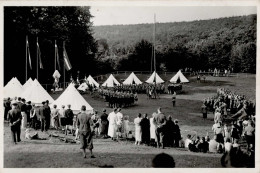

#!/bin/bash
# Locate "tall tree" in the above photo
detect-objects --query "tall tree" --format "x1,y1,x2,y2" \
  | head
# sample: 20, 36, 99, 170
4, 7, 97, 85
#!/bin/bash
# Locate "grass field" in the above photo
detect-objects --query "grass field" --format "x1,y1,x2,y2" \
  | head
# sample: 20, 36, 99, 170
3, 74, 255, 168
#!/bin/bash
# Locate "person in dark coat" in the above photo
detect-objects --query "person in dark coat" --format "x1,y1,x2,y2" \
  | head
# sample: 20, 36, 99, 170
100, 109, 109, 138
44, 100, 51, 130
26, 101, 32, 125
165, 115, 175, 147
173, 119, 181, 147
4, 97, 11, 121
7, 102, 22, 144
140, 113, 150, 145
65, 104, 74, 135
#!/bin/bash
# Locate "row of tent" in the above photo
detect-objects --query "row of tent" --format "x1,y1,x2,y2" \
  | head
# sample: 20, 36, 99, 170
78, 70, 189, 89
4, 77, 93, 114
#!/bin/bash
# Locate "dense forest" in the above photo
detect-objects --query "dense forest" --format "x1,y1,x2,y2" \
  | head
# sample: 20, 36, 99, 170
93, 14, 256, 73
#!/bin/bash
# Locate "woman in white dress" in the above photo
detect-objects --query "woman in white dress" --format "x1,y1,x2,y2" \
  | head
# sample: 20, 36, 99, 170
123, 115, 130, 138
107, 108, 117, 140
150, 112, 157, 145
134, 113, 142, 145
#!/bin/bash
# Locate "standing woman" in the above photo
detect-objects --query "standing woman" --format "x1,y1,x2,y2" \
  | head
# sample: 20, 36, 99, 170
150, 113, 157, 146
100, 109, 109, 138
134, 113, 142, 145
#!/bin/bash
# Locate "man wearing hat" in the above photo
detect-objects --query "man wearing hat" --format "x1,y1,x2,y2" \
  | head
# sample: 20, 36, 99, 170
7, 102, 22, 144
153, 107, 167, 149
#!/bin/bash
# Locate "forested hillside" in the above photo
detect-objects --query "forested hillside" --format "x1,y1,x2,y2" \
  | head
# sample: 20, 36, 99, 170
93, 15, 256, 73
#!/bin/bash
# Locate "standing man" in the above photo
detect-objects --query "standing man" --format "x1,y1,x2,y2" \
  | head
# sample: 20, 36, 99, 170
153, 107, 167, 149
77, 105, 95, 158
172, 91, 176, 107
39, 101, 46, 132
44, 100, 51, 131
26, 101, 32, 127
7, 102, 22, 144
65, 104, 74, 135
201, 102, 208, 120
4, 97, 11, 121
116, 108, 124, 141
107, 108, 117, 140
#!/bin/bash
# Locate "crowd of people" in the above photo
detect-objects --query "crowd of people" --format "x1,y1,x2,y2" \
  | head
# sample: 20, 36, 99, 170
95, 107, 182, 149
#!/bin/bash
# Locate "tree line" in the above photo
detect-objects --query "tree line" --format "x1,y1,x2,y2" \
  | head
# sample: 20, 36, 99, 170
94, 14, 256, 73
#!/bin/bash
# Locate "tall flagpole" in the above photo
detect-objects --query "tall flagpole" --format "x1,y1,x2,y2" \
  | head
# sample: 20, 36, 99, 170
154, 14, 157, 99
63, 41, 66, 89
36, 37, 39, 80
55, 40, 56, 71
25, 35, 28, 82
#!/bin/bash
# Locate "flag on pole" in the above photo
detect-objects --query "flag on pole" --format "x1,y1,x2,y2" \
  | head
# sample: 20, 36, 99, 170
26, 37, 32, 69
37, 41, 43, 69
55, 43, 60, 70
63, 45, 72, 71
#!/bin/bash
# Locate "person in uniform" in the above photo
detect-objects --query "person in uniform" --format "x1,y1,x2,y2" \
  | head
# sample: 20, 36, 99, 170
7, 102, 22, 144
20, 98, 27, 129
201, 102, 208, 119
172, 91, 176, 107
77, 105, 95, 158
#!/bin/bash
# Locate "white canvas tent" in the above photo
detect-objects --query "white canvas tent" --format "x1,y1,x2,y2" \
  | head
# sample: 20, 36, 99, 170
86, 75, 99, 88
23, 77, 34, 90
170, 70, 189, 83
21, 79, 54, 104
77, 82, 89, 91
145, 71, 164, 84
4, 77, 24, 98
102, 74, 120, 87
51, 83, 93, 114
123, 72, 142, 85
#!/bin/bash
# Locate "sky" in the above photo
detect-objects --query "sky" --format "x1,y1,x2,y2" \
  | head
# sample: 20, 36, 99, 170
90, 6, 256, 26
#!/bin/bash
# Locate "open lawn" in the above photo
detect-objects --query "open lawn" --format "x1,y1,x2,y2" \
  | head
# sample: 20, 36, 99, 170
4, 74, 255, 168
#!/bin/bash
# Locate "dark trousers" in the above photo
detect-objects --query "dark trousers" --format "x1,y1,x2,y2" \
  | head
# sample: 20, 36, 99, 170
11, 126, 21, 143
41, 119, 47, 132
155, 127, 165, 147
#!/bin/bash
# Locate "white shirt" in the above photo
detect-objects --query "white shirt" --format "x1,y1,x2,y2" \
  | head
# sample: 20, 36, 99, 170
224, 142, 233, 152
185, 139, 192, 148
116, 112, 123, 126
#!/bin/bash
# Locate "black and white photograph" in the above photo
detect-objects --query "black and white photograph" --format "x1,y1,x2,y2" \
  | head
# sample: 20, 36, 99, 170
1, 0, 258, 170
